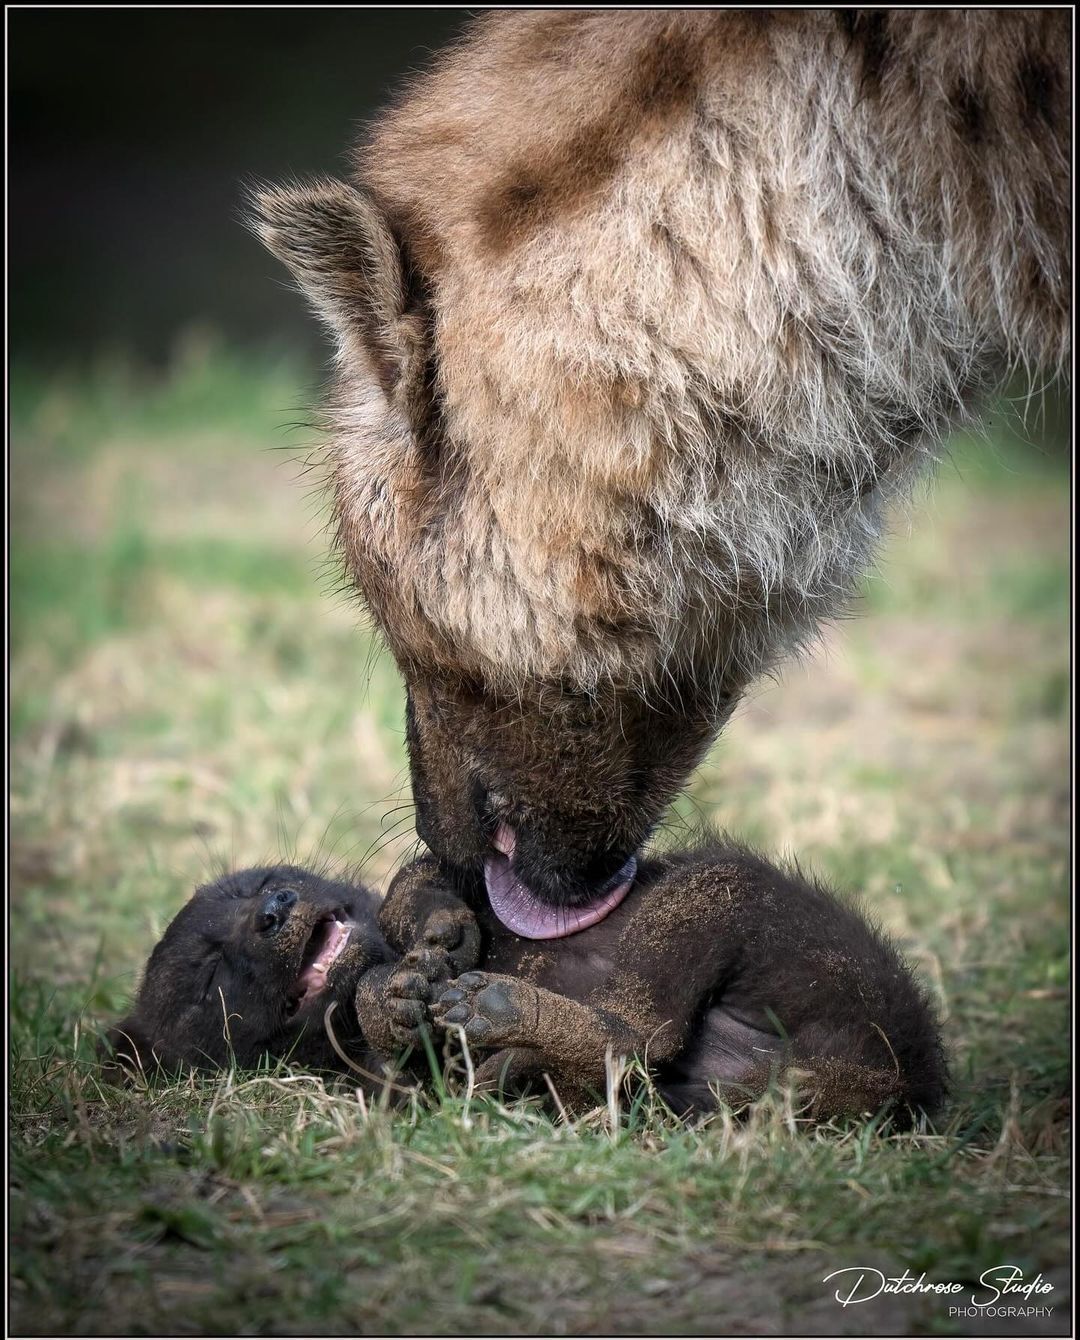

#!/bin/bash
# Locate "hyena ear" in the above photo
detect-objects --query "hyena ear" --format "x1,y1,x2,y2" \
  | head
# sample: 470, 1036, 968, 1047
247, 178, 427, 407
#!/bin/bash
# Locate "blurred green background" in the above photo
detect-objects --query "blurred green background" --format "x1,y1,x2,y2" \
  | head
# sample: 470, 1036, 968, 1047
9, 11, 1071, 1335
10, 9, 468, 363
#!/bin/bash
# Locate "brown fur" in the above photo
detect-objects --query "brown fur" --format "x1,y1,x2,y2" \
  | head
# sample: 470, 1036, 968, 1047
249, 11, 1070, 914
104, 867, 392, 1079
107, 842, 947, 1125
398, 842, 946, 1119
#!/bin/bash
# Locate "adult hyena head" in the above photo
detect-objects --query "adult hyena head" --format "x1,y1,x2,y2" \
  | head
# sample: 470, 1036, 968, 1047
251, 173, 755, 927
251, 11, 1068, 935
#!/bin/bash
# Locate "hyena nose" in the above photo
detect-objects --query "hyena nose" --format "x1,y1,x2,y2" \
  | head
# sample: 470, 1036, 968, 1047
258, 887, 298, 933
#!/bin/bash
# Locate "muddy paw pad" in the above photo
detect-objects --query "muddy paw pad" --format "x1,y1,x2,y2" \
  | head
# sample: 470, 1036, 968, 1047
386, 1004, 428, 1047
389, 997, 427, 1030
432, 974, 522, 1044
401, 945, 453, 982
422, 910, 464, 951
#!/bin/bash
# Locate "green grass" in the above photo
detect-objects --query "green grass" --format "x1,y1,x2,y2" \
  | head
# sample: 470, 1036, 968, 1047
9, 351, 1070, 1336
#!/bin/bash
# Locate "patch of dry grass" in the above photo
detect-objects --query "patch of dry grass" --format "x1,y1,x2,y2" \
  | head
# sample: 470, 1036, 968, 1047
9, 356, 1070, 1336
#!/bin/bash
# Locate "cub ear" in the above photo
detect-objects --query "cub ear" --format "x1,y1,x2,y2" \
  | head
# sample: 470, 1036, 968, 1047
99, 1018, 154, 1085
247, 178, 427, 405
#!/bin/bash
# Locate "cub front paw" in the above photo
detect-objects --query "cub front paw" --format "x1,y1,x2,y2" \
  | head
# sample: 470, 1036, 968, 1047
431, 971, 527, 1047
386, 945, 453, 1045
421, 907, 481, 976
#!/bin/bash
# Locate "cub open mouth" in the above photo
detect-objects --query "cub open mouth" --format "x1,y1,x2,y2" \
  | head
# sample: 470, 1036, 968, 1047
484, 823, 637, 939
288, 914, 353, 1010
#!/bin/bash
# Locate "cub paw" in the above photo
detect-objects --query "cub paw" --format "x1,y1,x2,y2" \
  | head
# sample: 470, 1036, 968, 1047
431, 972, 524, 1046
385, 946, 454, 1045
421, 908, 482, 976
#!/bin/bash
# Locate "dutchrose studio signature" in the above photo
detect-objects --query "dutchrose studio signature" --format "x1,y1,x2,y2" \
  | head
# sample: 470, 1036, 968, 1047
822, 1265, 1056, 1320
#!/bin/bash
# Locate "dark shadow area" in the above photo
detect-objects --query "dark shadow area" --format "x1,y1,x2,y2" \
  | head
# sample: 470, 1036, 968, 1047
10, 9, 469, 364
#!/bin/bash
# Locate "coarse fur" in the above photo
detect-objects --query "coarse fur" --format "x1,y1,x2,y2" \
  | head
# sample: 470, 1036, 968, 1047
107, 840, 948, 1125
104, 866, 393, 1079
377, 840, 947, 1122
249, 11, 1070, 910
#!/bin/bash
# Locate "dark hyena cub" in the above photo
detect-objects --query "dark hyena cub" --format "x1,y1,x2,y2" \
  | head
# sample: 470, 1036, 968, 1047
369, 839, 947, 1120
108, 839, 946, 1124
104, 866, 395, 1079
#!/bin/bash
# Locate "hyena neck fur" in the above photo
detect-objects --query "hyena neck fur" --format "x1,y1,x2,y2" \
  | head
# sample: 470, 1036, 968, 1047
259, 11, 1070, 707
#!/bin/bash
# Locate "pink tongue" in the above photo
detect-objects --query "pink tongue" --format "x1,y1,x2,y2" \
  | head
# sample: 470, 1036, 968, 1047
483, 843, 636, 940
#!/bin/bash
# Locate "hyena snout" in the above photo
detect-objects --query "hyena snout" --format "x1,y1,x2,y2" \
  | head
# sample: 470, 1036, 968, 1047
403, 673, 718, 934
407, 678, 650, 859
492, 817, 639, 907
